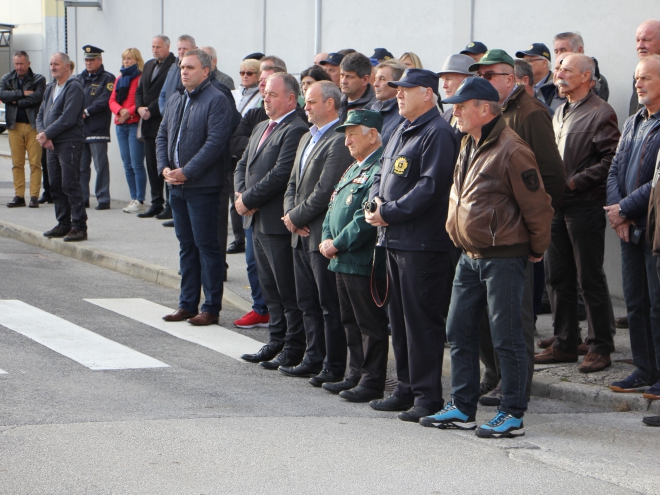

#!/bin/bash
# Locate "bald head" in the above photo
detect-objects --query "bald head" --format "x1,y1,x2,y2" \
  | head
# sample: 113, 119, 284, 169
637, 20, 660, 58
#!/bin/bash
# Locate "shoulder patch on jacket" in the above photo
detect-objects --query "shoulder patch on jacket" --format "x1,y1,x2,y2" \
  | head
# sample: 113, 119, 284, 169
393, 156, 410, 177
106, 83, 114, 91
521, 169, 540, 192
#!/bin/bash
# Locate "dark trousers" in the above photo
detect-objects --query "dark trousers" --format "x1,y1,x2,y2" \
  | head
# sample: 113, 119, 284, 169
252, 230, 305, 354
546, 200, 615, 355
448, 254, 528, 418
170, 186, 223, 315
47, 141, 87, 231
388, 248, 448, 412
293, 241, 345, 374
337, 272, 389, 390
79, 142, 111, 205
217, 169, 232, 252
229, 184, 245, 244
41, 148, 51, 198
621, 236, 660, 383
143, 137, 165, 207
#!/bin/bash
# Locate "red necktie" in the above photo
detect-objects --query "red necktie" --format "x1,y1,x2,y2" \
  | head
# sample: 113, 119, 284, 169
258, 121, 277, 149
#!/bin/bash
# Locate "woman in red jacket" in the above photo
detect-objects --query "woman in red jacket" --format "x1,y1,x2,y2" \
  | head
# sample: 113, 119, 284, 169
109, 48, 147, 214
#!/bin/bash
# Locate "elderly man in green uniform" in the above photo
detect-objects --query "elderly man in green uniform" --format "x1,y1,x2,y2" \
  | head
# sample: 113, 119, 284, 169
319, 109, 389, 403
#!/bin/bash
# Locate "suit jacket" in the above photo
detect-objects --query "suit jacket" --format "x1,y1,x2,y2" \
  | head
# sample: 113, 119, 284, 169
234, 111, 309, 235
135, 53, 176, 138
284, 121, 353, 250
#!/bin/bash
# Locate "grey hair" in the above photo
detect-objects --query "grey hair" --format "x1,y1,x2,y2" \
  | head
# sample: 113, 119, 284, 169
178, 34, 196, 46
375, 60, 407, 82
359, 124, 383, 144
638, 54, 660, 75
154, 35, 170, 46
314, 80, 342, 111
262, 55, 287, 72
14, 50, 29, 62
474, 99, 502, 116
267, 72, 300, 97
183, 49, 212, 70
200, 46, 217, 60
514, 59, 534, 86
553, 32, 584, 52
52, 52, 70, 67
569, 53, 596, 82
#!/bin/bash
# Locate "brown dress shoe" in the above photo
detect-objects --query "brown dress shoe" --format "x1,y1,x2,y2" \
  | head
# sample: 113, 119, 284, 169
188, 312, 219, 326
534, 346, 578, 364
29, 196, 39, 208
163, 308, 198, 322
537, 336, 557, 349
577, 340, 589, 356
578, 352, 612, 373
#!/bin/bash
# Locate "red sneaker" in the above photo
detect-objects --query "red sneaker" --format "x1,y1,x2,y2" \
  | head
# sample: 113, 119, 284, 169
234, 310, 270, 328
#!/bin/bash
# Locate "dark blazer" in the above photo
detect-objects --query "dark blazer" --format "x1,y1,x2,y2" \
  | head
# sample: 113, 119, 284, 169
135, 53, 176, 138
234, 111, 309, 235
284, 121, 353, 250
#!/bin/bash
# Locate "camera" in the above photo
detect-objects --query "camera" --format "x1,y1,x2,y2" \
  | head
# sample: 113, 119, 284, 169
363, 199, 380, 214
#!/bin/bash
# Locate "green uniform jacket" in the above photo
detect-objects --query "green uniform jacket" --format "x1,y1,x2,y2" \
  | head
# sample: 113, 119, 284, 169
322, 147, 386, 278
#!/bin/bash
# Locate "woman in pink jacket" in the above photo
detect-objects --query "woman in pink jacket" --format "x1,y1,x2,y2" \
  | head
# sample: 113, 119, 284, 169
109, 48, 147, 214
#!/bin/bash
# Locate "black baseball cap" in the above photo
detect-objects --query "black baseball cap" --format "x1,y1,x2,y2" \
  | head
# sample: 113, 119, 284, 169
460, 41, 488, 55
319, 53, 345, 66
370, 48, 394, 61
243, 52, 265, 61
388, 68, 439, 93
515, 43, 551, 61
442, 77, 500, 104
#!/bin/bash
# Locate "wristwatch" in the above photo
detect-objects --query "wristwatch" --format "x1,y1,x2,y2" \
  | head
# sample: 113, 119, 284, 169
84, 109, 90, 117
619, 207, 626, 218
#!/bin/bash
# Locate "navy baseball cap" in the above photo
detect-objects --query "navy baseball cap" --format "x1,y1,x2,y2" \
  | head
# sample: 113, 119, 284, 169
370, 48, 394, 61
319, 53, 345, 66
243, 52, 265, 61
515, 43, 552, 61
388, 68, 439, 93
441, 77, 500, 104
460, 41, 488, 55
83, 45, 104, 59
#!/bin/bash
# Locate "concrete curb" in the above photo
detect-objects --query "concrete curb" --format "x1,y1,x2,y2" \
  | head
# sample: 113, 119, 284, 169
0, 219, 253, 314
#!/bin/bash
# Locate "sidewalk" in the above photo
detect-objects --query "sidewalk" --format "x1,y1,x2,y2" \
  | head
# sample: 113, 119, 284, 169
0, 150, 658, 416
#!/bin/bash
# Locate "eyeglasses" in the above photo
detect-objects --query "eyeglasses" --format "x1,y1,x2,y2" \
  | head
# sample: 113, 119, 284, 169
477, 72, 513, 81
240, 71, 256, 77
524, 58, 547, 63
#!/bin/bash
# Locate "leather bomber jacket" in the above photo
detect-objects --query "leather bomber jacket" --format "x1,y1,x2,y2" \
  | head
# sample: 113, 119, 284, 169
447, 116, 554, 259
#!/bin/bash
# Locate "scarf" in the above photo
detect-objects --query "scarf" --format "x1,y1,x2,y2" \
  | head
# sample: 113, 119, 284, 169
116, 64, 140, 104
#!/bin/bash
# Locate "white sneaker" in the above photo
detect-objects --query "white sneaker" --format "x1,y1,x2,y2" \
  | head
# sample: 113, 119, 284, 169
123, 200, 136, 213
125, 200, 146, 214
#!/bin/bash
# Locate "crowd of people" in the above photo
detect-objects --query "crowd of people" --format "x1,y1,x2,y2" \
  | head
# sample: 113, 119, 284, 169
2, 18, 660, 436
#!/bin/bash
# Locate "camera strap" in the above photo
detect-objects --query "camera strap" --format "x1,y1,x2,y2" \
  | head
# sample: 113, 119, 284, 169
370, 248, 389, 308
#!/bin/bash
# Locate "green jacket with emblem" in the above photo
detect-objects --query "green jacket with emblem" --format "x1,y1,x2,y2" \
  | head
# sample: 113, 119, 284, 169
322, 147, 386, 277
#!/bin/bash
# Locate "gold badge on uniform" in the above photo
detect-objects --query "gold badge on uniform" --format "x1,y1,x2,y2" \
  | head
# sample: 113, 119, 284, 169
85, 47, 91, 52
106, 83, 114, 91
393, 156, 410, 176
345, 194, 353, 206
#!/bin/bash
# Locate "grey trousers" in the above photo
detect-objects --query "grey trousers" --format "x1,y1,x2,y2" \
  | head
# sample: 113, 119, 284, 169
80, 142, 111, 205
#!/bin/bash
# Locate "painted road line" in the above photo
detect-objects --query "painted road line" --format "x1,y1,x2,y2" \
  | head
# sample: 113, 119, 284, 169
86, 298, 263, 363
0, 369, 7, 374
0, 300, 169, 370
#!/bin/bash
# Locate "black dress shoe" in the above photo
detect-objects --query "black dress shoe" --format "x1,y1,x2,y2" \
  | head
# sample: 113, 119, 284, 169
398, 405, 432, 422
340, 385, 384, 403
38, 194, 53, 204
84, 200, 90, 208
43, 225, 69, 238
309, 369, 344, 387
6, 196, 26, 208
260, 349, 303, 370
241, 344, 283, 363
63, 229, 88, 242
369, 395, 414, 412
155, 205, 173, 220
279, 362, 322, 378
227, 240, 246, 254
322, 379, 357, 394
162, 220, 174, 227
643, 415, 660, 427
28, 196, 39, 208
137, 205, 164, 218
95, 203, 110, 210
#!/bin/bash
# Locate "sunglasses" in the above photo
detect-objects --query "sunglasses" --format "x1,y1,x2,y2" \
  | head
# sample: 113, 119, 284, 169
477, 72, 512, 81
240, 71, 256, 76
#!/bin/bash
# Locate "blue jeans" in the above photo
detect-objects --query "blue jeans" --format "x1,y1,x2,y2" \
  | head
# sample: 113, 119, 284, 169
447, 254, 528, 418
170, 186, 223, 315
245, 226, 268, 315
621, 236, 660, 383
116, 123, 146, 201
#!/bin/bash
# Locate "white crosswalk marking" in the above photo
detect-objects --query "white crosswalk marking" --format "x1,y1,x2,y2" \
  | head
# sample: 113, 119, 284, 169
0, 300, 170, 370
0, 369, 7, 374
86, 298, 264, 363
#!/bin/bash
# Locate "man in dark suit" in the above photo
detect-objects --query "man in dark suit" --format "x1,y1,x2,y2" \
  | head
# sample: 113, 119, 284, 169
280, 81, 353, 383
235, 73, 309, 369
135, 35, 176, 218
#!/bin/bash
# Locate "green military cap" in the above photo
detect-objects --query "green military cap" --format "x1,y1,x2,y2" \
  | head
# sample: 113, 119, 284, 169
468, 49, 514, 72
335, 109, 384, 133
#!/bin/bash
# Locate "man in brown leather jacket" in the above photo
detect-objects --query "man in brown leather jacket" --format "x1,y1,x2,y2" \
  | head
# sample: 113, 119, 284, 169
535, 54, 619, 372
421, 78, 552, 438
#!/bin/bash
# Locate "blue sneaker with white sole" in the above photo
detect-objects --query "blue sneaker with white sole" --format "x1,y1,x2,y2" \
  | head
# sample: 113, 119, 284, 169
419, 400, 476, 430
610, 371, 652, 393
476, 411, 525, 438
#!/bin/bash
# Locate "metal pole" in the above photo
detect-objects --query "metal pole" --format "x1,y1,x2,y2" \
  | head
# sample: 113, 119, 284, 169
262, 0, 267, 54
314, 0, 322, 55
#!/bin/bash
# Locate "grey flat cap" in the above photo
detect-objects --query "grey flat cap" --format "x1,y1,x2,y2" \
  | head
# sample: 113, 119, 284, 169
437, 54, 475, 76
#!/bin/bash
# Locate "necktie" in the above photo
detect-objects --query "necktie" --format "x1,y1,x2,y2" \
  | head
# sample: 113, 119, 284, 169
258, 121, 277, 149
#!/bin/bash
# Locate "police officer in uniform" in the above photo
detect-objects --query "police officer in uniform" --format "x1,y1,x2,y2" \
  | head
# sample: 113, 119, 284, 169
365, 69, 459, 422
78, 45, 115, 210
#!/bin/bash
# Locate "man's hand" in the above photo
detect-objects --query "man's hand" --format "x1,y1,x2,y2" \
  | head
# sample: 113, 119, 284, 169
23, 90, 34, 96
295, 226, 311, 237
36, 132, 48, 146
568, 178, 577, 190
137, 107, 151, 120
615, 219, 633, 242
162, 167, 187, 185
235, 192, 258, 216
282, 213, 298, 233
529, 254, 543, 262
604, 204, 625, 229
43, 139, 54, 150
364, 197, 389, 227
319, 239, 338, 259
